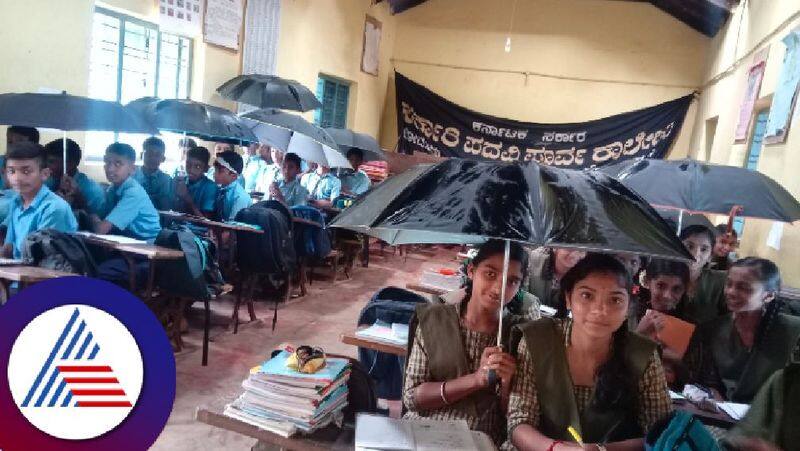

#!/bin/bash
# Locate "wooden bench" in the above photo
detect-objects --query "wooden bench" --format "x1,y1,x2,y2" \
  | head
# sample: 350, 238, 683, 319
0, 265, 74, 303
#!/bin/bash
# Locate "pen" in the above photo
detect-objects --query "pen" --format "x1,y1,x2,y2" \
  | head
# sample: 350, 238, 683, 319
567, 426, 585, 447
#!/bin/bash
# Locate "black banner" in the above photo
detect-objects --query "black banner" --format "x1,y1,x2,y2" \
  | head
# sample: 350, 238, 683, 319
395, 72, 694, 169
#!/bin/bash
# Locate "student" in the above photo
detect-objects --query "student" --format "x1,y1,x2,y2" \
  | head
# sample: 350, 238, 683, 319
242, 143, 268, 192
207, 142, 237, 181
90, 143, 161, 242
4, 126, 40, 188
506, 254, 672, 450
1, 143, 77, 259
174, 146, 217, 218
403, 240, 528, 445
305, 164, 341, 208
172, 137, 197, 178
266, 152, 308, 208
212, 150, 251, 221
679, 225, 728, 324
684, 258, 800, 403
255, 145, 285, 191
525, 247, 586, 311
42, 139, 106, 215
711, 224, 738, 271
133, 137, 173, 211
338, 148, 371, 196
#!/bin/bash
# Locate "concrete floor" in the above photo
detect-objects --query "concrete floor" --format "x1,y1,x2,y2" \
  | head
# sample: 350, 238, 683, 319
151, 245, 459, 451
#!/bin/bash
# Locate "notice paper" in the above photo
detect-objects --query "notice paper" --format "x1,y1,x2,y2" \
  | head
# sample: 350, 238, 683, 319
767, 221, 784, 250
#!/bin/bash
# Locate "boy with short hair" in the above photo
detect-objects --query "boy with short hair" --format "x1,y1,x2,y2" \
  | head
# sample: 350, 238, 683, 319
134, 136, 173, 211
305, 164, 341, 208
3, 126, 40, 189
2, 142, 77, 259
174, 146, 217, 218
43, 138, 106, 215
267, 152, 308, 207
213, 150, 251, 221
339, 148, 371, 196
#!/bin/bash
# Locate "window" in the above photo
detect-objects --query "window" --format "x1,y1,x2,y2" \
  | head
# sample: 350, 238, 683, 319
314, 76, 350, 129
732, 109, 770, 236
86, 7, 193, 163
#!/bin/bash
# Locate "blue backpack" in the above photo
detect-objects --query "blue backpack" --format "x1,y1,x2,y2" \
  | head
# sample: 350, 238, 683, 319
290, 205, 332, 259
645, 411, 720, 451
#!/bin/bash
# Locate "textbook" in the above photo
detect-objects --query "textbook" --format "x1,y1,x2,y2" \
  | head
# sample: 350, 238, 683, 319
254, 350, 350, 387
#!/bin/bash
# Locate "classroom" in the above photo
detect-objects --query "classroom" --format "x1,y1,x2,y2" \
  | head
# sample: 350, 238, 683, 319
0, 0, 799, 450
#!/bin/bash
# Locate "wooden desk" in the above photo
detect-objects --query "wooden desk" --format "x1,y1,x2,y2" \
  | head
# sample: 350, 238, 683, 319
0, 265, 74, 303
405, 283, 448, 297
159, 211, 264, 234
340, 330, 407, 356
674, 401, 736, 429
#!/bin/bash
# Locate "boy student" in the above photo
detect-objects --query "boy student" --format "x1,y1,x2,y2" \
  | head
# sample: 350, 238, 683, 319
2, 142, 77, 259
305, 164, 341, 208
212, 150, 251, 221
338, 148, 371, 196
43, 138, 106, 215
172, 137, 197, 178
255, 145, 284, 192
4, 126, 40, 188
207, 142, 245, 187
134, 137, 173, 211
267, 152, 308, 208
174, 146, 217, 218
242, 143, 267, 192
90, 143, 161, 243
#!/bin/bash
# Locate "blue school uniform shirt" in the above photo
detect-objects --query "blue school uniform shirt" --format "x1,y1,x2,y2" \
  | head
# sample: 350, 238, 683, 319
242, 155, 268, 192
100, 176, 161, 243
133, 167, 174, 211
273, 178, 308, 207
4, 185, 78, 258
214, 181, 251, 221
254, 164, 282, 193
177, 176, 217, 214
305, 172, 341, 201
0, 189, 15, 224
44, 172, 106, 215
339, 170, 371, 196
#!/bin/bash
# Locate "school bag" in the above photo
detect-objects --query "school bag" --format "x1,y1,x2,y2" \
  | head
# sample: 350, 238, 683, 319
22, 229, 98, 276
289, 205, 332, 259
645, 410, 720, 451
356, 287, 429, 400
154, 224, 224, 300
235, 200, 296, 277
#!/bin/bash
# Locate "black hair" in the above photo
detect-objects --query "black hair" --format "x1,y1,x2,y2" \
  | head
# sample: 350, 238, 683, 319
178, 137, 197, 149
105, 142, 136, 162
143, 136, 166, 153
679, 224, 716, 249
187, 146, 211, 166
215, 150, 244, 175
463, 240, 529, 307
43, 138, 82, 164
8, 126, 40, 144
714, 223, 737, 239
559, 253, 636, 411
730, 257, 781, 296
6, 142, 46, 168
645, 259, 690, 289
283, 152, 302, 169
346, 148, 365, 161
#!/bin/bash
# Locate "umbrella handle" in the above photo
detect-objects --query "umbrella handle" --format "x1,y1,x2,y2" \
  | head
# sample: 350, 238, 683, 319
487, 369, 498, 388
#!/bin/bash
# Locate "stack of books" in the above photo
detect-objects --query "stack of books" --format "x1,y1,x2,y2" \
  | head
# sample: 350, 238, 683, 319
224, 349, 351, 437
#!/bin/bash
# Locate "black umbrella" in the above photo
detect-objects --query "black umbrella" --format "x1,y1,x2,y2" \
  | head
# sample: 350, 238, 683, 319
217, 74, 321, 112
324, 128, 387, 162
657, 209, 715, 233
126, 97, 256, 144
331, 159, 691, 372
0, 92, 157, 174
241, 108, 338, 149
599, 158, 800, 223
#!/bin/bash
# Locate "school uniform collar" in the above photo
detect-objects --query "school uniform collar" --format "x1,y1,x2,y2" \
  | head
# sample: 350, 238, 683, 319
110, 175, 137, 196
186, 176, 208, 187
14, 184, 53, 211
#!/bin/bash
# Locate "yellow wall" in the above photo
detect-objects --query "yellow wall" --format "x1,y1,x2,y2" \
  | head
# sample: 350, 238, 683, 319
379, 0, 708, 153
689, 0, 800, 286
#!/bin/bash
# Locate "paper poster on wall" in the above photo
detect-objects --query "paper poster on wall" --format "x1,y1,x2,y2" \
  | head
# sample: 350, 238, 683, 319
204, 0, 244, 51
159, 0, 203, 36
766, 221, 784, 250
735, 47, 770, 142
361, 15, 382, 76
764, 28, 800, 145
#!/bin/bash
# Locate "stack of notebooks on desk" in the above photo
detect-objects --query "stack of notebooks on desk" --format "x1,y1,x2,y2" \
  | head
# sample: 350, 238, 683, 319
223, 350, 351, 437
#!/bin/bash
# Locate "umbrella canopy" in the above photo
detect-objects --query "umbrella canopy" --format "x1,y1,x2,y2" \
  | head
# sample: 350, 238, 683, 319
656, 208, 715, 232
0, 92, 156, 134
286, 133, 352, 169
241, 108, 338, 149
600, 158, 800, 222
217, 74, 321, 112
324, 128, 387, 162
126, 97, 256, 144
330, 159, 692, 261
241, 118, 292, 151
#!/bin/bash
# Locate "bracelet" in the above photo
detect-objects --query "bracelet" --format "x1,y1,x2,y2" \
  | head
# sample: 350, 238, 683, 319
439, 381, 450, 405
546, 440, 562, 451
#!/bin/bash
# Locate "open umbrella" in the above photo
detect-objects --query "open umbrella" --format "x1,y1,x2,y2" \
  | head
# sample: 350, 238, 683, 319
599, 158, 800, 225
0, 92, 156, 174
331, 159, 691, 371
324, 128, 387, 162
241, 108, 338, 149
217, 75, 321, 112
241, 118, 292, 151
126, 97, 256, 144
286, 133, 352, 169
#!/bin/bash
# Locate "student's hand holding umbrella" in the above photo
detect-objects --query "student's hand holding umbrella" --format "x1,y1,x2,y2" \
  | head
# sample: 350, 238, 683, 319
477, 346, 516, 408
58, 174, 85, 209
268, 181, 286, 205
